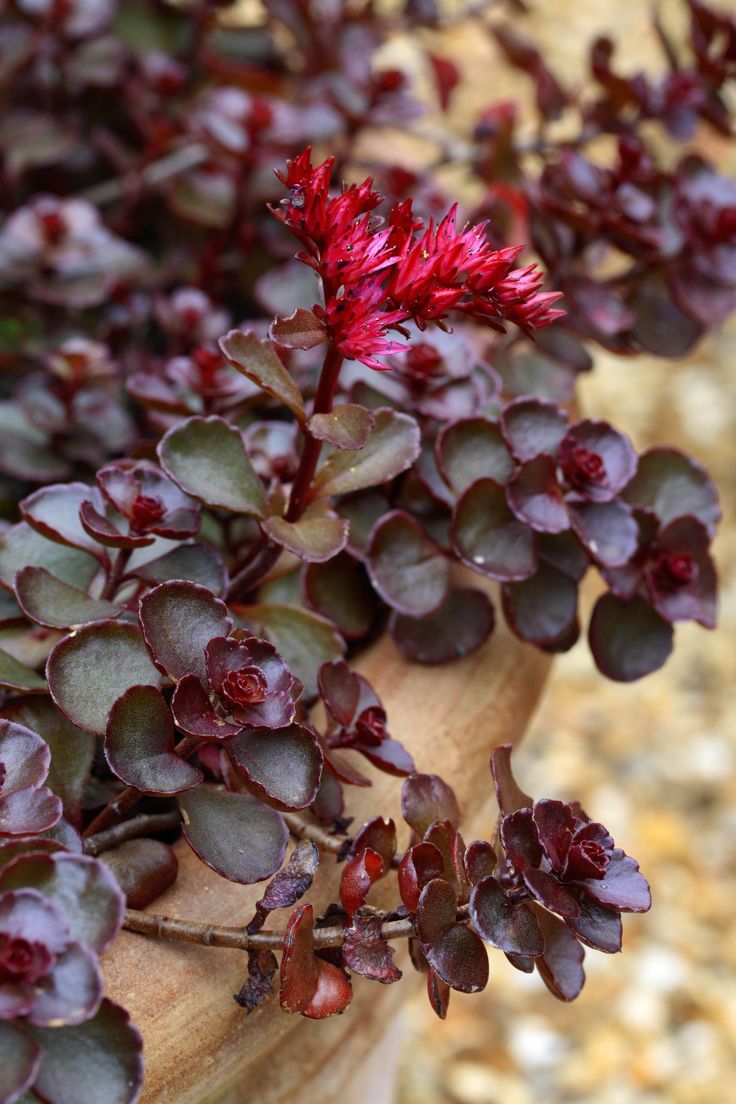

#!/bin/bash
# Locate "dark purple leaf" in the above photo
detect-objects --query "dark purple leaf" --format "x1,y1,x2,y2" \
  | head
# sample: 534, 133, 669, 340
171, 673, 243, 741
436, 417, 514, 495
227, 724, 322, 811
366, 510, 450, 617
178, 785, 288, 884
567, 898, 622, 953
30, 1000, 143, 1104
339, 848, 384, 914
105, 685, 202, 794
390, 586, 495, 664
533, 905, 586, 1002
398, 842, 445, 912
589, 593, 673, 681
452, 478, 537, 582
568, 500, 638, 567
234, 949, 278, 1013
302, 554, 375, 640
350, 817, 397, 871
502, 562, 578, 646
572, 850, 651, 912
470, 875, 544, 955
501, 397, 569, 462
523, 867, 581, 920
500, 808, 543, 872
632, 272, 703, 357
623, 447, 720, 536
507, 455, 568, 533
255, 840, 319, 919
463, 840, 496, 885
78, 500, 152, 549
139, 580, 231, 681
0, 852, 123, 952
560, 420, 638, 502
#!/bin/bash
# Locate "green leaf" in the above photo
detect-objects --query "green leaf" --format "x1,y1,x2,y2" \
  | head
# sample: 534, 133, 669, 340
366, 510, 450, 618
158, 416, 267, 516
262, 515, 349, 563
312, 409, 420, 498
308, 404, 375, 450
238, 604, 344, 698
0, 523, 98, 592
47, 621, 161, 735
269, 308, 327, 351
31, 1000, 143, 1104
3, 698, 95, 828
178, 785, 288, 884
15, 567, 120, 630
219, 329, 306, 420
0, 649, 46, 692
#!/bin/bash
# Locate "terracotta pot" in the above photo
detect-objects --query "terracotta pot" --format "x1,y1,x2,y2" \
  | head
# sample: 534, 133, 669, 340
103, 581, 551, 1104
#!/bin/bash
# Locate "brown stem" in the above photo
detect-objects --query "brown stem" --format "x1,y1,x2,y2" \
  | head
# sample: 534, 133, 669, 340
83, 810, 181, 856
285, 344, 343, 522
282, 813, 345, 854
123, 905, 470, 950
82, 785, 141, 839
82, 736, 202, 839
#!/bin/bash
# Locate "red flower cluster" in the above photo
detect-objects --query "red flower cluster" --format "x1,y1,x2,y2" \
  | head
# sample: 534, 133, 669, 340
273, 149, 564, 370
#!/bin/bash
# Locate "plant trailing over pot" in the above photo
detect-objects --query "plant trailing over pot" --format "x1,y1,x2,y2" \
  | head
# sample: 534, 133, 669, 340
0, 0, 728, 1100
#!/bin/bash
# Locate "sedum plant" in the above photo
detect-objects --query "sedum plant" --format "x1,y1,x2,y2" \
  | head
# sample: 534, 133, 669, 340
0, 0, 729, 1100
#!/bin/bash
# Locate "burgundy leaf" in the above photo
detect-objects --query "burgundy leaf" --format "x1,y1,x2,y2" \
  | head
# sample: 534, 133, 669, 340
342, 914, 402, 983
469, 875, 544, 956
402, 773, 460, 836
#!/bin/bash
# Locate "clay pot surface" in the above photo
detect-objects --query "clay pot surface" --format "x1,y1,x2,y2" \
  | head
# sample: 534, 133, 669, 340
103, 583, 550, 1104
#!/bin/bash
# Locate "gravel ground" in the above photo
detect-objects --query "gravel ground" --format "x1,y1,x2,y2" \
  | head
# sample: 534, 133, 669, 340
395, 3, 736, 1102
